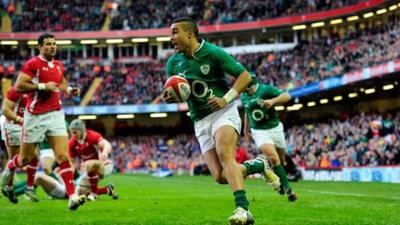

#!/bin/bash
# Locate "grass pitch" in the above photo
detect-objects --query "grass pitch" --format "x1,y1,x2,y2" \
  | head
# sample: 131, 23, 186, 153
0, 174, 398, 225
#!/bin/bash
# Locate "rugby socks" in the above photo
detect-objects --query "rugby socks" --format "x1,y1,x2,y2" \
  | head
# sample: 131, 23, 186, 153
96, 187, 108, 195
4, 154, 20, 187
233, 190, 249, 210
7, 154, 20, 171
59, 161, 75, 197
7, 176, 14, 188
26, 158, 38, 189
243, 159, 265, 175
14, 181, 27, 196
273, 165, 290, 189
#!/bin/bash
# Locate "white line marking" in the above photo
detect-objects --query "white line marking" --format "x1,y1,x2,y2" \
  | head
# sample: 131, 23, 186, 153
300, 189, 400, 201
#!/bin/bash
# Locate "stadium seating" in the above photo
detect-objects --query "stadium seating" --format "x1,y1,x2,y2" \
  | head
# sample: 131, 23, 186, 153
109, 0, 366, 30
287, 112, 400, 168
2, 0, 366, 32
110, 134, 201, 173
9, 0, 106, 32
59, 20, 400, 105
236, 23, 400, 89
109, 112, 400, 172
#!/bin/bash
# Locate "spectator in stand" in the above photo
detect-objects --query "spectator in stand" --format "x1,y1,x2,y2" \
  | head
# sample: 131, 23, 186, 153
287, 112, 400, 168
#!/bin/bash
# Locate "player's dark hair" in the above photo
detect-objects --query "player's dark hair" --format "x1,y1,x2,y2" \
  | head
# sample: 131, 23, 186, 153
172, 17, 199, 38
38, 33, 55, 46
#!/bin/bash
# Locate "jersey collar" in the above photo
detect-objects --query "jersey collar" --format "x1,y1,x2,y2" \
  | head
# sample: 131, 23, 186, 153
254, 83, 260, 94
192, 39, 205, 60
38, 55, 54, 63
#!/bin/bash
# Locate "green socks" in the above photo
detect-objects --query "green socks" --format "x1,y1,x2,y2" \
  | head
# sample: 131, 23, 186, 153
14, 181, 27, 196
243, 159, 265, 175
233, 190, 249, 210
273, 164, 290, 189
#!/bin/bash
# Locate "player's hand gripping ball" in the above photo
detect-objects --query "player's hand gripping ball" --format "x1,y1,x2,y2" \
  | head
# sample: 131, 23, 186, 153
163, 75, 191, 103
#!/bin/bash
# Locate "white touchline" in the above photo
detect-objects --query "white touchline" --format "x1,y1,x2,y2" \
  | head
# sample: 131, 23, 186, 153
300, 189, 400, 201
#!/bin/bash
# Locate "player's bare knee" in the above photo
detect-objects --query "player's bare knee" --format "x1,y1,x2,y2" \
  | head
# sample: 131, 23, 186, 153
217, 137, 236, 150
269, 154, 280, 166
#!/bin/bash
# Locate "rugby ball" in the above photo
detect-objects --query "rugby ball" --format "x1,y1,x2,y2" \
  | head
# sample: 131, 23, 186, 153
163, 75, 191, 102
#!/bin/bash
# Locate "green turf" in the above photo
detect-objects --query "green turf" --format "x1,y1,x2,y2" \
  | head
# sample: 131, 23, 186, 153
0, 174, 398, 225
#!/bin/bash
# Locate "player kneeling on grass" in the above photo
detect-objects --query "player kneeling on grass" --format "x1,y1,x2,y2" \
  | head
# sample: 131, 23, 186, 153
241, 75, 297, 201
68, 119, 118, 201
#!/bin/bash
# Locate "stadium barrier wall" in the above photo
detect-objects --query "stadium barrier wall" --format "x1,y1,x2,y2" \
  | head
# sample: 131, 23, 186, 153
301, 166, 400, 183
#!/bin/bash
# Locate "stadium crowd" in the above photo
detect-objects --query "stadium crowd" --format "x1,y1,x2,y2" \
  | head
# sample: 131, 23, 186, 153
236, 23, 400, 89
287, 112, 400, 168
110, 134, 202, 173
2, 0, 366, 32
109, 0, 366, 30
1, 22, 399, 106
106, 112, 400, 173
90, 62, 167, 105
8, 0, 106, 32
81, 21, 400, 105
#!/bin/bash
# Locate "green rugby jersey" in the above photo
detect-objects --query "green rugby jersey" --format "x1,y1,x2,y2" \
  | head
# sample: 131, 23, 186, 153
241, 84, 282, 129
166, 40, 246, 122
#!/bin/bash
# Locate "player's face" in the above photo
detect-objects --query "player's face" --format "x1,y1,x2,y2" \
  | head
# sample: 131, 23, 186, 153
170, 23, 190, 53
71, 129, 83, 140
39, 38, 57, 59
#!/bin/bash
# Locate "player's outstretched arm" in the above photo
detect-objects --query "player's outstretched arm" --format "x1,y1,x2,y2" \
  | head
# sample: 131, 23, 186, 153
262, 92, 291, 109
16, 72, 57, 92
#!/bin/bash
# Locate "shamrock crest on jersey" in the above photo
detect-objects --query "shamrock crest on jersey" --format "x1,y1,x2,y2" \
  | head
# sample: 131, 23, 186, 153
200, 64, 210, 75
